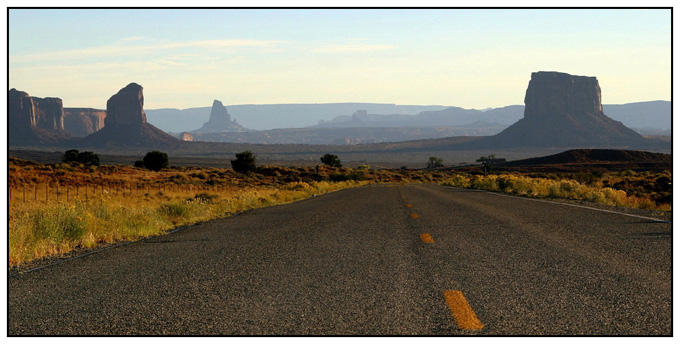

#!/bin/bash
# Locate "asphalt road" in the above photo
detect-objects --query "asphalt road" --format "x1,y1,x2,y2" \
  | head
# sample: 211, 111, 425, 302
8, 184, 672, 335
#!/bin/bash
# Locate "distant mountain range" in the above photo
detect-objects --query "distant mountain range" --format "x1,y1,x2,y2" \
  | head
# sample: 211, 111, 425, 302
146, 103, 449, 132
312, 106, 524, 128
148, 100, 669, 145
145, 101, 670, 137
187, 124, 508, 145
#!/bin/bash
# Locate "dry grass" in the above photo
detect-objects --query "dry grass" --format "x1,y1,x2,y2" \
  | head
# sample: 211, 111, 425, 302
8, 157, 670, 267
8, 179, 367, 267
441, 171, 671, 211
8, 159, 385, 267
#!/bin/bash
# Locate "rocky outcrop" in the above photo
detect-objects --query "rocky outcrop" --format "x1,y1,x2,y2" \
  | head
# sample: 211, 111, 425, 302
77, 83, 180, 148
469, 72, 651, 149
106, 83, 147, 127
63, 108, 106, 137
180, 132, 194, 141
8, 88, 71, 145
193, 99, 248, 133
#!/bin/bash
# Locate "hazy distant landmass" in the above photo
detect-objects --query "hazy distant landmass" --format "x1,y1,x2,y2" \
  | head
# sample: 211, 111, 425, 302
146, 103, 449, 132
146, 101, 669, 133
185, 124, 508, 145
312, 106, 524, 128
148, 100, 669, 145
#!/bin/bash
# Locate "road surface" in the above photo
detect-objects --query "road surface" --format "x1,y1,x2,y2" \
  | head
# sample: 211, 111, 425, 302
8, 184, 672, 335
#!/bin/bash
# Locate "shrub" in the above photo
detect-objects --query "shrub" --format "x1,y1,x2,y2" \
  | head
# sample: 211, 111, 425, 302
62, 149, 100, 166
427, 157, 444, 169
62, 149, 80, 163
159, 203, 189, 218
320, 154, 342, 168
78, 151, 101, 166
191, 171, 209, 180
134, 160, 145, 168
330, 173, 364, 182
231, 151, 257, 173
143, 151, 169, 171
191, 192, 219, 203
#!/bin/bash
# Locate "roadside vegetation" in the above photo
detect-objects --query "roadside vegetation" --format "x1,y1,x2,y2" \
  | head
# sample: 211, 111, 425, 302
8, 157, 432, 267
441, 170, 671, 211
8, 155, 671, 268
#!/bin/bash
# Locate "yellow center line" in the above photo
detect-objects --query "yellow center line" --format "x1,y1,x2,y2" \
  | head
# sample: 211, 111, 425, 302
420, 233, 434, 243
443, 290, 484, 330
410, 213, 419, 219
406, 204, 413, 208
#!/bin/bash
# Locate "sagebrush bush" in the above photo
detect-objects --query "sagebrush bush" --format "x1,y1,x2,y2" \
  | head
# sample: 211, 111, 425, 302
442, 172, 664, 211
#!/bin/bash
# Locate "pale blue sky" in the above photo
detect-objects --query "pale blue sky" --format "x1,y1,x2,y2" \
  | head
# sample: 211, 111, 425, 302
8, 8, 671, 110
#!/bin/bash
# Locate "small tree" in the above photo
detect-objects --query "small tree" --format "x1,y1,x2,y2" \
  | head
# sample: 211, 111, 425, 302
143, 151, 169, 171
62, 149, 100, 166
320, 154, 342, 168
62, 149, 80, 163
134, 160, 145, 168
476, 155, 497, 163
231, 151, 257, 173
427, 156, 444, 169
78, 151, 101, 166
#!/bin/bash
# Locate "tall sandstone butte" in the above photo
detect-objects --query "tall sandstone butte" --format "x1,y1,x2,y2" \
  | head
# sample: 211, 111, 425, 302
475, 71, 650, 148
193, 99, 248, 133
8, 88, 71, 145
106, 82, 147, 127
77, 83, 180, 148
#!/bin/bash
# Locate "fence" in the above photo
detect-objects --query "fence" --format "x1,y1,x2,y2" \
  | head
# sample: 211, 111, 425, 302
8, 182, 235, 204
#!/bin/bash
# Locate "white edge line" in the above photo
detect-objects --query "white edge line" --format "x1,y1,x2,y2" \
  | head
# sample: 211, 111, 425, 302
443, 186, 671, 224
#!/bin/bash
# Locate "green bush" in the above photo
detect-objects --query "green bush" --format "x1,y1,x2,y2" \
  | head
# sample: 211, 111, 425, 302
330, 173, 364, 182
231, 151, 257, 173
143, 151, 169, 171
427, 157, 444, 169
321, 154, 342, 168
62, 149, 80, 163
62, 149, 100, 166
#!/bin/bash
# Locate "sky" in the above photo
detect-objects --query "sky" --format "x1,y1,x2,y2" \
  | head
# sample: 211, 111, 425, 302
8, 7, 672, 110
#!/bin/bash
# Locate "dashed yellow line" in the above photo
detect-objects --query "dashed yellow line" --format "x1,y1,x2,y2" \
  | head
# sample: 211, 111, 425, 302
443, 290, 484, 330
405, 204, 413, 208
410, 213, 419, 219
420, 233, 434, 243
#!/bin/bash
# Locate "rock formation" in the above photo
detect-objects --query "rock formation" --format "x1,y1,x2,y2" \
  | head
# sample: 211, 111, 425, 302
63, 108, 106, 137
8, 88, 71, 145
470, 71, 650, 149
106, 83, 147, 127
193, 99, 248, 133
180, 132, 194, 141
77, 83, 180, 148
